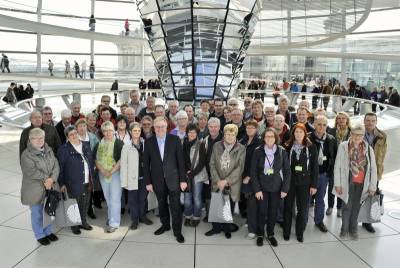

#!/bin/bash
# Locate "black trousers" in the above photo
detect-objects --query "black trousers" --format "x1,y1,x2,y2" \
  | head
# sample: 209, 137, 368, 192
155, 180, 183, 236
328, 177, 342, 209
283, 184, 309, 237
127, 179, 148, 222
256, 191, 280, 237
72, 184, 91, 230
212, 197, 235, 233
246, 195, 258, 234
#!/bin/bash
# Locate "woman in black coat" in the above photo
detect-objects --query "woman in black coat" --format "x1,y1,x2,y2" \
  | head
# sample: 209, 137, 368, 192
251, 128, 291, 247
58, 125, 95, 235
238, 119, 261, 238
283, 123, 318, 243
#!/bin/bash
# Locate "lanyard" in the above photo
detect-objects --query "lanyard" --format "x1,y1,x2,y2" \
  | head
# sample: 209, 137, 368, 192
265, 154, 274, 168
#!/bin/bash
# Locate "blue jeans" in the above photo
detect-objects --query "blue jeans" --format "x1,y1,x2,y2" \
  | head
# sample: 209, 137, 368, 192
314, 173, 330, 224
30, 204, 52, 240
184, 181, 203, 219
99, 171, 122, 228
127, 179, 148, 221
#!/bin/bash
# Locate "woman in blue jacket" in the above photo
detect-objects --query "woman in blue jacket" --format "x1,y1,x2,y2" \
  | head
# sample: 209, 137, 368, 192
58, 125, 95, 235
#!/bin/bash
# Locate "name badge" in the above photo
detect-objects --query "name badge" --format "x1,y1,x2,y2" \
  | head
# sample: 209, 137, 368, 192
323, 156, 327, 161
267, 168, 274, 175
295, 165, 303, 172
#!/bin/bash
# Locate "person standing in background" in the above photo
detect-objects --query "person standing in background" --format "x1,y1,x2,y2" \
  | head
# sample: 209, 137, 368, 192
48, 60, 54, 76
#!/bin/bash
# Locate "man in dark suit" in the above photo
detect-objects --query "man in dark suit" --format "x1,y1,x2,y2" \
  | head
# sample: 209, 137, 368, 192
143, 117, 187, 243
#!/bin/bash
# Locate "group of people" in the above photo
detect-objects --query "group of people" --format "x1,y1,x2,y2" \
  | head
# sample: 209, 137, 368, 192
139, 78, 161, 90
19, 87, 387, 248
3, 82, 34, 103
58, 60, 95, 79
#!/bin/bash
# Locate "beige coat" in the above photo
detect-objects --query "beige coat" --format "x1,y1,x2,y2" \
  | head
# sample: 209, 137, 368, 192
333, 140, 377, 205
20, 143, 59, 205
209, 141, 245, 202
120, 143, 139, 190
371, 128, 387, 180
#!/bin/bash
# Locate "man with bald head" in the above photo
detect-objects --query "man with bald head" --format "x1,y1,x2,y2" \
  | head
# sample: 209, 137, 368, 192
19, 110, 61, 157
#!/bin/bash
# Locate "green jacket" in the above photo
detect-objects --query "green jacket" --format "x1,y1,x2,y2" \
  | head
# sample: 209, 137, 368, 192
93, 138, 124, 162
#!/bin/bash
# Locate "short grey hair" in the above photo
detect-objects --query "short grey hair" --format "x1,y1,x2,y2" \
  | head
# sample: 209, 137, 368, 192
129, 122, 141, 131
168, 100, 179, 106
197, 111, 209, 120
176, 110, 188, 120
227, 98, 239, 106
101, 121, 115, 133
61, 109, 72, 119
279, 95, 289, 104
86, 112, 97, 120
70, 100, 81, 108
30, 110, 42, 120
208, 117, 220, 126
264, 103, 275, 112
29, 127, 45, 140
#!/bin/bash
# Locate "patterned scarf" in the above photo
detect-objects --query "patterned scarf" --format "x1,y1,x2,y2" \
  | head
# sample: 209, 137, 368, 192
348, 140, 367, 180
291, 143, 304, 161
314, 133, 327, 166
221, 141, 234, 172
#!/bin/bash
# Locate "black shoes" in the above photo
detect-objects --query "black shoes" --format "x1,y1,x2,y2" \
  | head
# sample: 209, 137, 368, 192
80, 224, 93, 231
202, 216, 208, 223
87, 209, 96, 219
130, 221, 138, 230
268, 236, 278, 247
205, 229, 220, 236
139, 217, 153, 225
283, 234, 290, 241
191, 219, 200, 227
184, 218, 191, 226
229, 223, 239, 233
46, 233, 58, 242
154, 226, 171, 235
175, 234, 185, 243
37, 237, 50, 246
297, 235, 304, 243
256, 236, 264, 246
224, 232, 231, 239
71, 226, 81, 235
362, 223, 376, 233
316, 222, 328, 233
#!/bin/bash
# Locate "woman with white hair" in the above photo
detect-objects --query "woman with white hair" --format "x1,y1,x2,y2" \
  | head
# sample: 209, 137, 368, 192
93, 121, 124, 233
55, 109, 72, 144
20, 128, 60, 245
333, 123, 377, 240
170, 110, 188, 143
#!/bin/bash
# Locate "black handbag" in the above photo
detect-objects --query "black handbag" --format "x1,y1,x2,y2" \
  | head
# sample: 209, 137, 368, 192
44, 189, 61, 217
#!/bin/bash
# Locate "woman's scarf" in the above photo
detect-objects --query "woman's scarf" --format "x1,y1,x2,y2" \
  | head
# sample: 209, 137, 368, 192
221, 141, 234, 171
348, 140, 367, 179
314, 133, 327, 165
291, 143, 304, 161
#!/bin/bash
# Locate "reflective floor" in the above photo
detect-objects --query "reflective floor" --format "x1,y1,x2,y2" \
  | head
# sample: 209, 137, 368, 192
1, 125, 400, 268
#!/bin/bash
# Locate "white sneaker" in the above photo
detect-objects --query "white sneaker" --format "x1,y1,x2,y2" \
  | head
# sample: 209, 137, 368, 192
246, 233, 256, 240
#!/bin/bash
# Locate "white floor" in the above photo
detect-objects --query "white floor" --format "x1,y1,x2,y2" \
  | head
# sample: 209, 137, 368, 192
1, 126, 400, 268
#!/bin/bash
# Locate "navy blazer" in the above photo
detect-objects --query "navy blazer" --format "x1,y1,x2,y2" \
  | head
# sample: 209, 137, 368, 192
143, 134, 186, 192
57, 142, 95, 197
